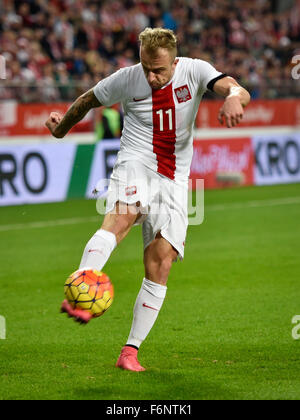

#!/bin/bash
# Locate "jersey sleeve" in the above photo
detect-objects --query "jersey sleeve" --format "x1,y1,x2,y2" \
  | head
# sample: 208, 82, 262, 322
191, 59, 224, 94
93, 68, 128, 107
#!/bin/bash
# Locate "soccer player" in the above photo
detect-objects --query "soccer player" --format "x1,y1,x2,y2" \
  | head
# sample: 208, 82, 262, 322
46, 28, 250, 372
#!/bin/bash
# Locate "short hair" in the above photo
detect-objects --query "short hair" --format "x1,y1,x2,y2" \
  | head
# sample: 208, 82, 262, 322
139, 27, 177, 60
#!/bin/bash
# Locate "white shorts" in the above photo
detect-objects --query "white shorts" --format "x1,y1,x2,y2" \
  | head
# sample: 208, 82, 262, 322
105, 160, 188, 260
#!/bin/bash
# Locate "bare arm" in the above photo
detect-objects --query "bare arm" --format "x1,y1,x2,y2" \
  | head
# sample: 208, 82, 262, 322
213, 76, 251, 128
45, 89, 102, 138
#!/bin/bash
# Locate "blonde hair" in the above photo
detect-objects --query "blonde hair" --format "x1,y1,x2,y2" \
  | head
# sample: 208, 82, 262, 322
139, 27, 177, 60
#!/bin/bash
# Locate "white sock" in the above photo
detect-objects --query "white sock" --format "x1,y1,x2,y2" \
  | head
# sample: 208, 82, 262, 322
126, 278, 167, 349
79, 229, 117, 271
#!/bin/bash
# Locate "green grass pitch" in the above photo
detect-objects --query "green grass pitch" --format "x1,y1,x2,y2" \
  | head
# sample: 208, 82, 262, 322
0, 183, 300, 400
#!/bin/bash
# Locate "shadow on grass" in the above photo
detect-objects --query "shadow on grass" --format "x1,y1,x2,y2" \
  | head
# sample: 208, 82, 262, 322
72, 367, 237, 400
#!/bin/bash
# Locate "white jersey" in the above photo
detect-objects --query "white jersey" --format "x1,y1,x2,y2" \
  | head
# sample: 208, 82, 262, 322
93, 57, 223, 185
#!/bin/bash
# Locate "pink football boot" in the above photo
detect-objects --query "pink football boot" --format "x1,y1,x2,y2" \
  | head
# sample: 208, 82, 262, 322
116, 346, 145, 372
60, 300, 92, 324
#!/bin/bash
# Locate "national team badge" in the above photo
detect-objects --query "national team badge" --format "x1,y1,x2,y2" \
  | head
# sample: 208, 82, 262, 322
125, 185, 137, 196
174, 85, 192, 103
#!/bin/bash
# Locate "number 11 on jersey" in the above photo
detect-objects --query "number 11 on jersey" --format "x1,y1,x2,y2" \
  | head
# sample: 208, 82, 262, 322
156, 109, 173, 131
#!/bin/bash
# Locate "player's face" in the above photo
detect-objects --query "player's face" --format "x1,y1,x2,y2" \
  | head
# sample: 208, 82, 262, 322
140, 46, 178, 90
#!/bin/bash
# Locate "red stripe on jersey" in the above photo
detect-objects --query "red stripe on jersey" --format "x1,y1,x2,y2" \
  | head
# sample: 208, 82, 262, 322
152, 83, 176, 180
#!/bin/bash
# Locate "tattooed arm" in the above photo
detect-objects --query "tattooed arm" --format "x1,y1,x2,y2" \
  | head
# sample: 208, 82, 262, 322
45, 89, 101, 138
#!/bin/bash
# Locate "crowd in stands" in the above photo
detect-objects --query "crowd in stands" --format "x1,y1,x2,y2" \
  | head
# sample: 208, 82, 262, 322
0, 0, 299, 102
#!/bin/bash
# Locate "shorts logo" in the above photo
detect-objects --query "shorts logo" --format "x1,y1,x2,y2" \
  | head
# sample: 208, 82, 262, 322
125, 185, 137, 196
175, 85, 192, 103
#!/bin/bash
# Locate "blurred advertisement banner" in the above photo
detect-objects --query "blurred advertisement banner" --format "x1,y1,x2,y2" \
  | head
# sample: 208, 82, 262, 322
0, 143, 76, 206
253, 134, 300, 185
190, 138, 254, 189
0, 140, 120, 206
0, 100, 299, 137
1, 134, 300, 206
196, 99, 300, 128
0, 102, 93, 136
85, 139, 120, 199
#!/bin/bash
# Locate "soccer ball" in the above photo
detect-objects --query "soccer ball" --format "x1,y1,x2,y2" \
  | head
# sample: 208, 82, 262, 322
64, 269, 114, 318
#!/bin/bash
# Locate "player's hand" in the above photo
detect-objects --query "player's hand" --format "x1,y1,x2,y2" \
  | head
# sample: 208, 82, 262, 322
217, 96, 244, 128
45, 112, 64, 138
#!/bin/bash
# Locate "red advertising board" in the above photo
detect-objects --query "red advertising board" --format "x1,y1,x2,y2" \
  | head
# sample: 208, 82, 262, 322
190, 138, 254, 189
0, 99, 299, 137
196, 99, 300, 128
0, 102, 93, 136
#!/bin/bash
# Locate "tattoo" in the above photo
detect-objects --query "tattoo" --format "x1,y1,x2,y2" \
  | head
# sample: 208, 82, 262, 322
55, 89, 101, 138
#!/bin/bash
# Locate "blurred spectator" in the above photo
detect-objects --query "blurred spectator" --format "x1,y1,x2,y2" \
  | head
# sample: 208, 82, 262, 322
0, 0, 299, 102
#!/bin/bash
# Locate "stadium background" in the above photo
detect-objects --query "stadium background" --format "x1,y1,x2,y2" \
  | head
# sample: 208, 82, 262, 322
1, 0, 300, 401
1, 0, 300, 204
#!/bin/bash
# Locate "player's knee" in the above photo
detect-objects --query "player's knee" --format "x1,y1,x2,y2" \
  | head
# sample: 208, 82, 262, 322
102, 207, 136, 239
158, 255, 173, 278
115, 203, 139, 231
115, 213, 134, 233
146, 252, 173, 281
144, 238, 178, 283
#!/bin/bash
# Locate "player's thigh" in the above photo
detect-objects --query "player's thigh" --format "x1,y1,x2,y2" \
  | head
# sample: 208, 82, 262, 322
101, 201, 140, 244
144, 233, 178, 285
